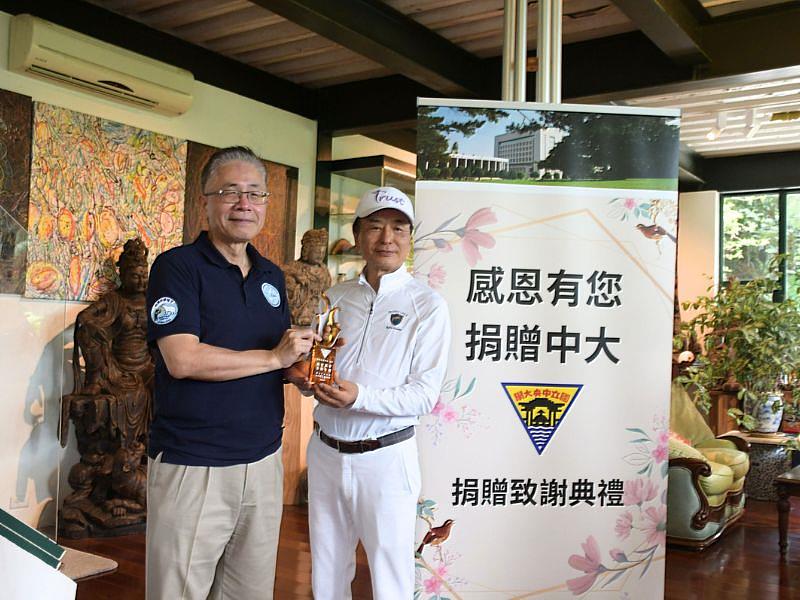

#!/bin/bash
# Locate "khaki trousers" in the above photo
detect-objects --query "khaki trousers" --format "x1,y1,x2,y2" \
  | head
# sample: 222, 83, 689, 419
145, 449, 283, 600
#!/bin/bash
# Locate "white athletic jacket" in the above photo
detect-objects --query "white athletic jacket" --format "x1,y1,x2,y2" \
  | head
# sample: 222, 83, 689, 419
313, 266, 451, 441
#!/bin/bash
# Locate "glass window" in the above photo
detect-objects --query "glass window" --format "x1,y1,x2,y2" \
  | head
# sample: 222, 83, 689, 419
721, 192, 779, 282
721, 189, 800, 299
787, 192, 800, 297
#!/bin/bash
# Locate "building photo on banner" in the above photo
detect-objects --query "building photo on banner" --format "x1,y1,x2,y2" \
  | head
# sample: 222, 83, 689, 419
414, 98, 680, 598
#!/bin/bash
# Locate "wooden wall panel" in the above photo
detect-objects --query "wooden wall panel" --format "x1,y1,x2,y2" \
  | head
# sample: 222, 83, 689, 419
0, 89, 32, 294
182, 141, 298, 266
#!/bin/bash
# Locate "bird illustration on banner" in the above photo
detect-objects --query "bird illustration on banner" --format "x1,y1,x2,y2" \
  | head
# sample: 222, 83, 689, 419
635, 222, 676, 254
635, 223, 676, 243
416, 519, 455, 556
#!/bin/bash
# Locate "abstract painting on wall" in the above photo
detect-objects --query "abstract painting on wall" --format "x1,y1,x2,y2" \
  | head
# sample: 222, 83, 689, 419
0, 89, 33, 295
26, 103, 187, 301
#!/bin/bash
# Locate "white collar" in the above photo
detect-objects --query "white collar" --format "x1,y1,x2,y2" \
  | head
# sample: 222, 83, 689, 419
358, 264, 412, 295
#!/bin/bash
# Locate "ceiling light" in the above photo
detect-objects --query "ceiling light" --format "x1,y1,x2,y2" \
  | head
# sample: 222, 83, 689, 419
771, 110, 800, 122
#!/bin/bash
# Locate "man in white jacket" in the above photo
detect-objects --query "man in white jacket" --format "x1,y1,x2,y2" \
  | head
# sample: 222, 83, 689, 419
307, 186, 451, 599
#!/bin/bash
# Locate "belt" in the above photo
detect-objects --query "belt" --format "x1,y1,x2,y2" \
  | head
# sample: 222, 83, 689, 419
314, 423, 414, 454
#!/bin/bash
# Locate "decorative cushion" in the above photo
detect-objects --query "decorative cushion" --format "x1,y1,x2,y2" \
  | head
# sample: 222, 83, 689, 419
697, 447, 750, 481
669, 435, 706, 461
696, 438, 739, 451
670, 382, 715, 446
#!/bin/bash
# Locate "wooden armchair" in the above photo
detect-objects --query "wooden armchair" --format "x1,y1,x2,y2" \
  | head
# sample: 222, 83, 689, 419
667, 382, 751, 549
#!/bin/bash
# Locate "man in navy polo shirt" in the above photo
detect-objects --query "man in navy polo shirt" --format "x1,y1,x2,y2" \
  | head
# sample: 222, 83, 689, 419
145, 146, 314, 599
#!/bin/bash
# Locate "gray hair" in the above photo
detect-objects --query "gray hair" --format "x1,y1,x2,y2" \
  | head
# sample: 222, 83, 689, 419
200, 146, 267, 192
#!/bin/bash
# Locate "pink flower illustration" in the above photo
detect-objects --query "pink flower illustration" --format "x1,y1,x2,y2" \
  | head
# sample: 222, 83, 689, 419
442, 405, 458, 424
465, 207, 497, 229
615, 511, 633, 540
642, 505, 667, 547
567, 571, 599, 596
651, 444, 668, 463
623, 478, 659, 506
657, 430, 670, 445
427, 264, 446, 289
436, 564, 448, 578
459, 207, 497, 267
431, 398, 445, 416
623, 198, 636, 210
566, 535, 603, 595
609, 548, 627, 562
423, 576, 442, 594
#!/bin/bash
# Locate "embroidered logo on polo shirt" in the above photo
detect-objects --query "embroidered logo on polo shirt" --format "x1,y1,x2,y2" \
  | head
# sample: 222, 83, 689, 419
387, 311, 407, 331
261, 282, 281, 307
151, 297, 178, 325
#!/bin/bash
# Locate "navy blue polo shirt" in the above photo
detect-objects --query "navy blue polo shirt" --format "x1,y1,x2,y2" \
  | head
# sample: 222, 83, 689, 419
146, 231, 290, 466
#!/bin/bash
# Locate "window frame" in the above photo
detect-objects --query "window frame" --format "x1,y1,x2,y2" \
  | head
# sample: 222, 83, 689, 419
720, 187, 800, 301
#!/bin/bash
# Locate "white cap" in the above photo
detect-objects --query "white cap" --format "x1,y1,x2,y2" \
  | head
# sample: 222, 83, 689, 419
355, 187, 414, 224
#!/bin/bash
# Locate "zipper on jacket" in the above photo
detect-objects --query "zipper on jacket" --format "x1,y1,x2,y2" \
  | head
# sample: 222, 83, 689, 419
355, 301, 374, 364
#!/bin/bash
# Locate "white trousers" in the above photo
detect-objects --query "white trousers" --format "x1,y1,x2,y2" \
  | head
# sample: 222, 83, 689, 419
307, 433, 421, 600
145, 449, 283, 600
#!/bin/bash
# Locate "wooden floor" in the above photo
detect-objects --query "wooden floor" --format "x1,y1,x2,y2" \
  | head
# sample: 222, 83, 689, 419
62, 498, 800, 599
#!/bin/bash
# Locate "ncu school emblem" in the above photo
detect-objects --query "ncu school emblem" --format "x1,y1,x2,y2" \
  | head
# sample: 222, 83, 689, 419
501, 383, 583, 455
390, 313, 404, 326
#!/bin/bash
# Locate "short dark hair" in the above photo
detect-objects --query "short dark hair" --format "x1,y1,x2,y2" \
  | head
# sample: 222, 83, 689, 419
200, 146, 267, 192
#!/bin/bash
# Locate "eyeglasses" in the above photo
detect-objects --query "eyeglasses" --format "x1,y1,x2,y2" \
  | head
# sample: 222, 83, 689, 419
203, 189, 271, 205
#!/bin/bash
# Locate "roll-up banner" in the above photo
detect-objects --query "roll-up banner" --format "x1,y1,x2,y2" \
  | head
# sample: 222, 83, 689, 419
414, 99, 680, 599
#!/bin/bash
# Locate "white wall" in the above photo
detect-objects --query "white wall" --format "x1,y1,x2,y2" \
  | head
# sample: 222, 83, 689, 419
332, 134, 416, 164
0, 10, 318, 528
677, 190, 720, 321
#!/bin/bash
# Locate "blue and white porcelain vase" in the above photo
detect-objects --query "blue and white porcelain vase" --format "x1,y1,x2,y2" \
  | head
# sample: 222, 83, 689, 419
745, 394, 784, 433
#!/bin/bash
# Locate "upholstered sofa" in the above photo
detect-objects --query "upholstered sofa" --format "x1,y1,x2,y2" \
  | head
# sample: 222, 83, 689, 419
667, 382, 751, 549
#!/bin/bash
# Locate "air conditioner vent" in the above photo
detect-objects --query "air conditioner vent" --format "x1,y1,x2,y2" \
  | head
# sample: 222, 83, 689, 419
9, 14, 193, 116
27, 65, 158, 109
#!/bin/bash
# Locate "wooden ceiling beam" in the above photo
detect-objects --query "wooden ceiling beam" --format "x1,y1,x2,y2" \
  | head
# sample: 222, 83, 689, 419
700, 5, 800, 78
249, 0, 486, 95
319, 31, 693, 132
612, 0, 709, 64
172, 7, 282, 43
99, 0, 177, 14
319, 74, 442, 132
136, 0, 249, 31
205, 21, 310, 55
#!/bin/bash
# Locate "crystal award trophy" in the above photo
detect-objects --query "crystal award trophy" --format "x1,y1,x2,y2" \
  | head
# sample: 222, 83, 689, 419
308, 293, 341, 385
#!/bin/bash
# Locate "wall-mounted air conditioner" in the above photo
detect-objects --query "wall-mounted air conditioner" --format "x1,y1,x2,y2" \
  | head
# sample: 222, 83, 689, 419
8, 14, 194, 116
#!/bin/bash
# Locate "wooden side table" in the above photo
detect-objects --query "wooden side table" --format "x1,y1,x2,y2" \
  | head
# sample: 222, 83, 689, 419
775, 465, 800, 558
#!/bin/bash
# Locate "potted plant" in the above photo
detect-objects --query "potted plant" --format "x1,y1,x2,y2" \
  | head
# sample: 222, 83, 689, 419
675, 273, 800, 437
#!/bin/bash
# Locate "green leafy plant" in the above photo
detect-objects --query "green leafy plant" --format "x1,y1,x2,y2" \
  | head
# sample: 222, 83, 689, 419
675, 270, 800, 443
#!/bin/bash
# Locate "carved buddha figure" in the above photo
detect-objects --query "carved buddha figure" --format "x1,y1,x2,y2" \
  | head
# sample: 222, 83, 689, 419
284, 228, 332, 326
60, 238, 153, 537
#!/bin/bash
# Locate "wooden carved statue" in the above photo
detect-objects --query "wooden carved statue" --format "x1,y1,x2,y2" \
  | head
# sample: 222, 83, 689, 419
284, 228, 332, 326
59, 238, 154, 538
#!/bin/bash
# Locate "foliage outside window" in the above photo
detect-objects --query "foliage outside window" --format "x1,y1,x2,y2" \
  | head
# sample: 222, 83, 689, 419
721, 189, 800, 298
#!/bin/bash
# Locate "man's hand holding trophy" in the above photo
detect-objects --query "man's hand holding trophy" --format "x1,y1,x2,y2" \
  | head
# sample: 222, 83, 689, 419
284, 293, 344, 394
308, 294, 341, 385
